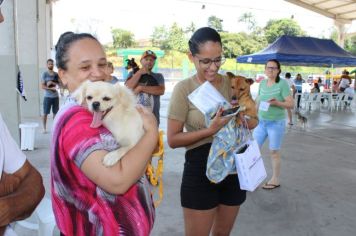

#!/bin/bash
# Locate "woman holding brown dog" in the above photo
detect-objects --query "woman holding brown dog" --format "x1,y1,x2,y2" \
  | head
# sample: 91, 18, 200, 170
253, 59, 294, 190
167, 27, 247, 236
51, 32, 158, 236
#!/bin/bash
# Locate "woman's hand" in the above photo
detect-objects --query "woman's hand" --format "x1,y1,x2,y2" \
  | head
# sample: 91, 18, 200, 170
268, 98, 279, 106
268, 96, 294, 109
208, 107, 232, 134
136, 105, 158, 133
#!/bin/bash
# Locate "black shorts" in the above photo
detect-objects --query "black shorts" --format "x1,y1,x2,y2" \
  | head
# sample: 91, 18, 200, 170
181, 143, 246, 210
43, 97, 59, 115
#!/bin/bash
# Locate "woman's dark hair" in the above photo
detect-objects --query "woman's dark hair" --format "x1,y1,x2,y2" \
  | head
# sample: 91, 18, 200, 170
188, 27, 222, 56
266, 59, 281, 83
55, 32, 97, 70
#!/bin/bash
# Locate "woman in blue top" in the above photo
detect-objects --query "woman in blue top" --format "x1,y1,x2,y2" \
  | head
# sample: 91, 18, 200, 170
293, 73, 304, 109
253, 59, 294, 190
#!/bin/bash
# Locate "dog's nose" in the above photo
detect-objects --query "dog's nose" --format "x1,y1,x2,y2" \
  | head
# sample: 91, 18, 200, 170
92, 101, 100, 111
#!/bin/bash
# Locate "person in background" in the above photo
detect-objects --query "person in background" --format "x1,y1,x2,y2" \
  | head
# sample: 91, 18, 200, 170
125, 50, 165, 125
0, 113, 45, 236
311, 82, 320, 93
325, 70, 331, 89
284, 72, 294, 125
292, 73, 304, 110
339, 74, 351, 92
41, 59, 60, 133
167, 27, 247, 236
254, 59, 294, 190
344, 86, 354, 106
332, 80, 339, 93
106, 61, 119, 84
51, 32, 158, 236
350, 69, 356, 90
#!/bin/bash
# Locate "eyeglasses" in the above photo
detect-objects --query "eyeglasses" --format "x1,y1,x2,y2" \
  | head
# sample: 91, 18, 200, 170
266, 66, 279, 71
194, 55, 226, 69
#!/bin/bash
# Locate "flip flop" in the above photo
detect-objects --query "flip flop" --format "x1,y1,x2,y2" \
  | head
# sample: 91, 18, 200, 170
262, 183, 281, 190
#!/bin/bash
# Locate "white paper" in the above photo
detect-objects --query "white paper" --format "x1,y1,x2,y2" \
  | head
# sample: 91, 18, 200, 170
259, 101, 270, 111
234, 139, 267, 192
188, 81, 229, 115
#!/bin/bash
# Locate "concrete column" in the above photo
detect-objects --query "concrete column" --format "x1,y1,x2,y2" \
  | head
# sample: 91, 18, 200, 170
37, 0, 53, 117
17, 0, 40, 118
0, 0, 21, 142
334, 19, 350, 48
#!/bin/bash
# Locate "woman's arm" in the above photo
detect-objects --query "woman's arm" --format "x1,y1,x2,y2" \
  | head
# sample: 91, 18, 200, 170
269, 95, 294, 109
167, 109, 231, 149
81, 106, 159, 195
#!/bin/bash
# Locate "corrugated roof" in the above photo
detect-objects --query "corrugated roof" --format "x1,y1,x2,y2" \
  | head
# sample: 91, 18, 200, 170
285, 0, 356, 23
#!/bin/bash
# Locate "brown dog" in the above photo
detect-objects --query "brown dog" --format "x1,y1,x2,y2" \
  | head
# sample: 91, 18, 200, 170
226, 72, 258, 129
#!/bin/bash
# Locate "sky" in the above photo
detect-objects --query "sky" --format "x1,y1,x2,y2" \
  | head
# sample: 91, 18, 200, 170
52, 0, 356, 45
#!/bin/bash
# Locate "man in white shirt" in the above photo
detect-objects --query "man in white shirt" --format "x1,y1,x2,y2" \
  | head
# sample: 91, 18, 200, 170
0, 113, 45, 236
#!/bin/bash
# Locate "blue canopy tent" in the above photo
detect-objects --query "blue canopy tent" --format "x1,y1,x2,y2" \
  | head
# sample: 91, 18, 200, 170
237, 35, 356, 67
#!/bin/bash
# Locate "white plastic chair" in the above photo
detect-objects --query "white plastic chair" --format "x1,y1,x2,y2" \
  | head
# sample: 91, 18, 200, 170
329, 93, 342, 112
336, 94, 349, 110
304, 93, 322, 111
16, 197, 56, 236
296, 92, 307, 110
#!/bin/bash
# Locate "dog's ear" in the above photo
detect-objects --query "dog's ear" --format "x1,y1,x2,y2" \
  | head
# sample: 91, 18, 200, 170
72, 80, 89, 105
246, 78, 254, 85
226, 72, 236, 79
114, 83, 136, 108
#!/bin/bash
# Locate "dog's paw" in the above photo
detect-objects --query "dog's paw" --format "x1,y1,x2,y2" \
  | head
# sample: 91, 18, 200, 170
102, 151, 123, 167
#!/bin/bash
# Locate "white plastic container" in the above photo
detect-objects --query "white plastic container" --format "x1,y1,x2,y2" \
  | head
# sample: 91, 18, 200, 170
19, 122, 39, 150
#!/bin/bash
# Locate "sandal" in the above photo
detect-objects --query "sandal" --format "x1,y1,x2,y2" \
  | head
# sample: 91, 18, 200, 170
262, 183, 281, 190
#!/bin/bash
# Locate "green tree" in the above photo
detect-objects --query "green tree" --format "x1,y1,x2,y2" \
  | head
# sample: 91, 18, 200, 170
151, 26, 169, 48
264, 18, 305, 43
345, 35, 356, 55
185, 22, 196, 38
238, 12, 257, 32
221, 32, 267, 58
208, 15, 223, 32
330, 28, 338, 42
166, 22, 188, 52
111, 28, 135, 48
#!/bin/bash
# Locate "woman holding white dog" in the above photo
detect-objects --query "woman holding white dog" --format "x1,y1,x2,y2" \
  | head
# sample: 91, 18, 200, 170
167, 27, 247, 236
253, 59, 294, 190
51, 32, 158, 236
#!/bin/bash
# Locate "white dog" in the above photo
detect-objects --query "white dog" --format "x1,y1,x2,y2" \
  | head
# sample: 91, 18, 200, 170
73, 80, 144, 167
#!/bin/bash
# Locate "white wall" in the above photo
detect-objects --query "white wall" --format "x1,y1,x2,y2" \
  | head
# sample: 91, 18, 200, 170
0, 0, 21, 142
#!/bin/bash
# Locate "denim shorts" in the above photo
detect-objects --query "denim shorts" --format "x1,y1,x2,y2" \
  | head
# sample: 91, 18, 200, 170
253, 119, 286, 150
43, 97, 59, 115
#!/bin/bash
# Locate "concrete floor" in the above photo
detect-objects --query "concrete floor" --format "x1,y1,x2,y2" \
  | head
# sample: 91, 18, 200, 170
12, 87, 356, 236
